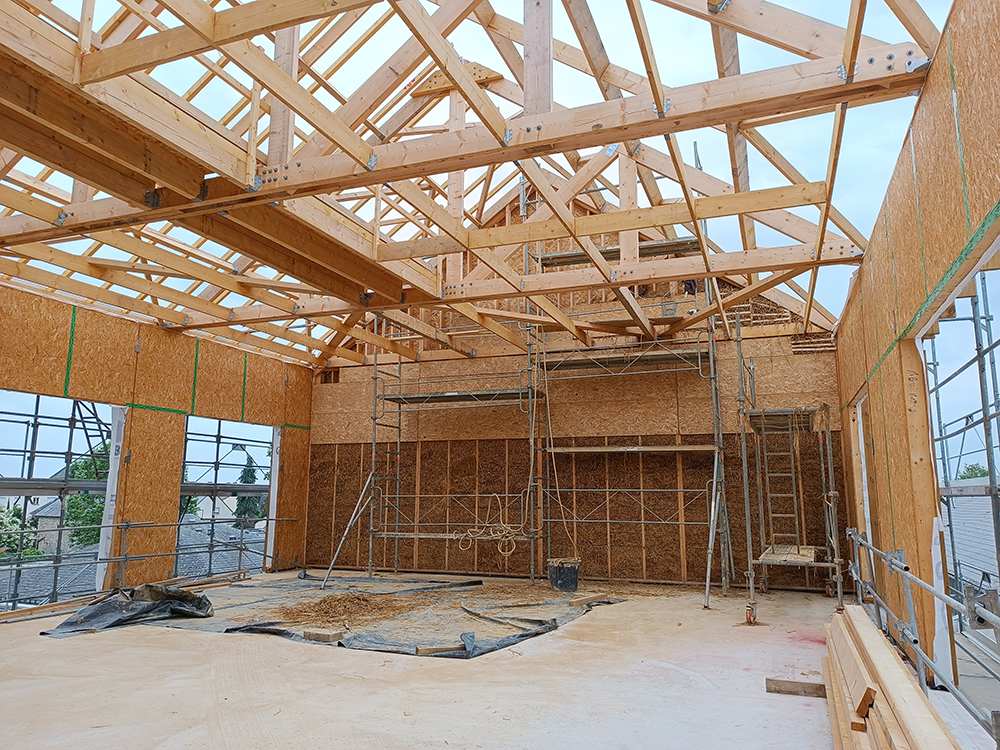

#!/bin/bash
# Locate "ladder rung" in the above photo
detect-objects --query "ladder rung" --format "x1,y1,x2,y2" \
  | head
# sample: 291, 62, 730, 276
770, 513, 798, 518
373, 421, 402, 429
768, 472, 794, 477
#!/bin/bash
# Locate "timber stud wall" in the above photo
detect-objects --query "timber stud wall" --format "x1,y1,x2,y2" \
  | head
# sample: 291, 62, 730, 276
836, 0, 1000, 659
308, 338, 846, 587
0, 286, 312, 584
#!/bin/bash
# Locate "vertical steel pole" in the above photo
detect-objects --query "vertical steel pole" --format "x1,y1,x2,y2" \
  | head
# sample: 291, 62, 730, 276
736, 316, 758, 619
971, 293, 1000, 578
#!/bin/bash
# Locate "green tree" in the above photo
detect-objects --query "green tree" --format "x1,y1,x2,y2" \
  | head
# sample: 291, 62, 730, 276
234, 454, 264, 529
64, 441, 110, 548
0, 505, 24, 553
958, 462, 990, 480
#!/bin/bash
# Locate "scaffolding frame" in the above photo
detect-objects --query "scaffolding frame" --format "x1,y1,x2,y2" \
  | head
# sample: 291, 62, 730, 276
537, 291, 734, 605
324, 297, 735, 595
0, 394, 292, 611
736, 316, 844, 623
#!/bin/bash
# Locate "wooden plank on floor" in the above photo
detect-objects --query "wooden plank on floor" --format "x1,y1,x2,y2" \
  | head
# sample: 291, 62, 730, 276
766, 677, 827, 698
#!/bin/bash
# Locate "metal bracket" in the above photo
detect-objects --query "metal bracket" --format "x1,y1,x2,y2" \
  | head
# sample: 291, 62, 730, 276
906, 56, 931, 74
652, 99, 671, 118
708, 0, 731, 12
605, 143, 619, 157
53, 211, 68, 227
193, 183, 209, 202
144, 191, 160, 209
965, 586, 1000, 630
365, 153, 378, 172
837, 63, 859, 81
502, 128, 513, 147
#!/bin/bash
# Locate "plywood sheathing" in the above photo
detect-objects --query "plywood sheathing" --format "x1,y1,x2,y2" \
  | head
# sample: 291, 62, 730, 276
0, 286, 72, 398
309, 432, 846, 587
272, 425, 310, 570
950, 2, 1000, 232
134, 324, 196, 413
835, 0, 1000, 657
106, 408, 186, 587
244, 354, 286, 426
192, 340, 244, 422
65, 308, 139, 406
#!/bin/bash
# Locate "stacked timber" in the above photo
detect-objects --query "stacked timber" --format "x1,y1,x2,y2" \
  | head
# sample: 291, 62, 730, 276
824, 605, 960, 749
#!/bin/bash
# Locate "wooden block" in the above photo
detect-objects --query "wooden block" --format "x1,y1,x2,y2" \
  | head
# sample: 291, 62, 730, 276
843, 606, 961, 750
415, 644, 466, 656
832, 647, 869, 732
303, 628, 344, 643
765, 677, 827, 698
830, 614, 878, 715
569, 593, 607, 607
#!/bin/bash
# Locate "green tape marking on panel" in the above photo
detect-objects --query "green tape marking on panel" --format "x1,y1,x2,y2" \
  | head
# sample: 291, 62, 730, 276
281, 424, 310, 430
190, 340, 200, 415
63, 306, 77, 397
840, 195, 1000, 411
126, 403, 188, 415
241, 352, 248, 422
946, 26, 972, 239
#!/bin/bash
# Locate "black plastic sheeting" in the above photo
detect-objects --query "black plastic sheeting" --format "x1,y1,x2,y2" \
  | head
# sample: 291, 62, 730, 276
42, 584, 213, 638
39, 574, 621, 659
223, 588, 620, 659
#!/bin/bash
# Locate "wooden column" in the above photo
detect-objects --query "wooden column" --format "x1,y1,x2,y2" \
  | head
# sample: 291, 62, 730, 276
899, 338, 941, 658
618, 155, 638, 263
268, 25, 300, 166
523, 0, 553, 116
445, 91, 465, 285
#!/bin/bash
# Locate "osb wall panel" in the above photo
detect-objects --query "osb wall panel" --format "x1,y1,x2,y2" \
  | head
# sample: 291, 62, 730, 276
885, 135, 929, 326
284, 363, 313, 428
272, 426, 310, 570
835, 0, 1000, 654
312, 345, 841, 446
133, 325, 195, 413
65, 308, 138, 406
309, 433, 846, 590
0, 286, 73, 397
112, 409, 186, 586
950, 4, 1000, 232
243, 354, 286, 426
192, 340, 244, 422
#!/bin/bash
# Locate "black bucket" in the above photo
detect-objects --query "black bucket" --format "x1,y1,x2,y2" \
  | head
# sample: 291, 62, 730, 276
547, 558, 581, 592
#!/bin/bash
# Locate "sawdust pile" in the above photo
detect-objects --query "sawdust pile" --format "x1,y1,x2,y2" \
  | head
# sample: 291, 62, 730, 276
275, 592, 425, 628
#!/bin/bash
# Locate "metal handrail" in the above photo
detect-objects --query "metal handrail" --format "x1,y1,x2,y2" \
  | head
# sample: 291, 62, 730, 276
846, 528, 1000, 738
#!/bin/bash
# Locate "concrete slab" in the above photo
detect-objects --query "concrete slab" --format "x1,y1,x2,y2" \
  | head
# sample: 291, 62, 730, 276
0, 585, 843, 749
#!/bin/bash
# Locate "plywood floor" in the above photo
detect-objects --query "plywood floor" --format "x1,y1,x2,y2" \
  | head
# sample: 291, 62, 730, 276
2, 576, 848, 749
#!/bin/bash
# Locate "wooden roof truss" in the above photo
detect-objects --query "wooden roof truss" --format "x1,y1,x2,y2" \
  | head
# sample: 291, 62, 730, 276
0, 0, 938, 366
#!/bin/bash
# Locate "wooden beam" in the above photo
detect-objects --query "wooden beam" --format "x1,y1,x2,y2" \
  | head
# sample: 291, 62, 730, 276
268, 24, 300, 166
882, 0, 940, 57
235, 41, 923, 200
81, 0, 377, 83
523, 0, 552, 115
802, 0, 866, 329
444, 242, 858, 304
711, 23, 756, 258
389, 0, 508, 144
